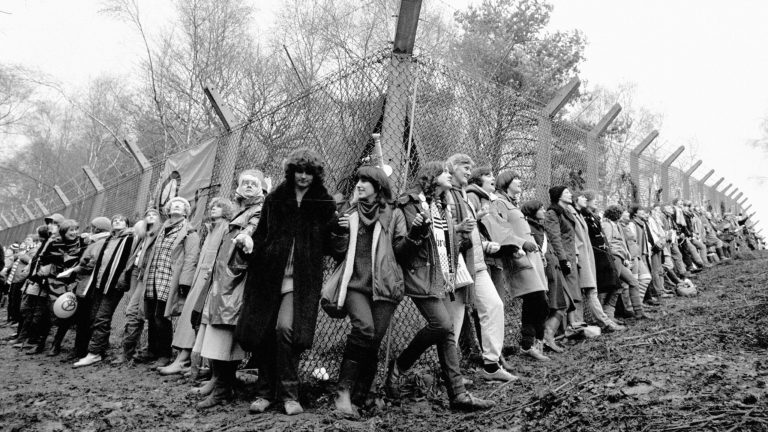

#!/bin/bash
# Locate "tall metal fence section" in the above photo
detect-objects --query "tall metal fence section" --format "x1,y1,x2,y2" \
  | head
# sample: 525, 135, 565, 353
0, 51, 746, 378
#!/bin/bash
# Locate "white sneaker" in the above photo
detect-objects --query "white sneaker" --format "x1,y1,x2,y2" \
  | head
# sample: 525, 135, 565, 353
481, 366, 519, 382
73, 353, 102, 368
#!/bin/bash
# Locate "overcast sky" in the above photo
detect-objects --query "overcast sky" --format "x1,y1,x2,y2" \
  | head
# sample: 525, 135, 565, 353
1, 0, 765, 230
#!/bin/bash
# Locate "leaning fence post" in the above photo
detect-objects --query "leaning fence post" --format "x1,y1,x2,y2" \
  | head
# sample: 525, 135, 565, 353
204, 85, 240, 199
660, 146, 684, 203
0, 214, 11, 229
21, 205, 36, 220
629, 130, 658, 204
587, 103, 621, 195
34, 198, 49, 217
82, 166, 106, 222
698, 169, 714, 206
535, 77, 580, 201
124, 138, 154, 215
710, 177, 724, 213
54, 185, 71, 218
682, 159, 701, 201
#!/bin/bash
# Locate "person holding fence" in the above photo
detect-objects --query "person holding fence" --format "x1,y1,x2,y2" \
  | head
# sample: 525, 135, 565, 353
488, 170, 551, 361
20, 214, 63, 354
13, 225, 49, 351
141, 198, 200, 369
159, 197, 233, 377
73, 215, 136, 368
112, 208, 162, 365
573, 191, 624, 332
65, 217, 112, 360
329, 166, 405, 418
40, 219, 86, 356
520, 200, 567, 353
445, 155, 514, 381
193, 171, 263, 409
384, 161, 495, 412
619, 206, 653, 320
543, 187, 582, 332
237, 149, 336, 416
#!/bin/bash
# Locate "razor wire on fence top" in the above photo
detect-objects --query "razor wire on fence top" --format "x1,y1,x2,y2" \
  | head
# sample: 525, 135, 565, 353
0, 51, 746, 378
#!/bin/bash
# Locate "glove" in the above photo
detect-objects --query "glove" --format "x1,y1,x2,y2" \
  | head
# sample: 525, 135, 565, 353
178, 284, 191, 297
559, 260, 571, 276
522, 241, 539, 253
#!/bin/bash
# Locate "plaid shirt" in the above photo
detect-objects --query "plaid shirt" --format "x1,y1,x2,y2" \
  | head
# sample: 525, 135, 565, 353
145, 220, 184, 302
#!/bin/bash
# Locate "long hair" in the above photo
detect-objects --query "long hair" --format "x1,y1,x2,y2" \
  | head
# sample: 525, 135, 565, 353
209, 197, 235, 220
283, 148, 325, 188
416, 161, 448, 205
355, 165, 393, 206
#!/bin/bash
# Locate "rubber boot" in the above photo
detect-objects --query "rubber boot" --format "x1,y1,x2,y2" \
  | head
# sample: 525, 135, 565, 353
334, 358, 361, 419
197, 361, 234, 409
351, 349, 378, 408
542, 314, 564, 353
192, 360, 221, 397
47, 327, 66, 357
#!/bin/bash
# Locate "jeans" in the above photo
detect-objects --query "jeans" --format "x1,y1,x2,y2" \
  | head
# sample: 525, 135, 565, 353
122, 275, 146, 358
88, 289, 125, 356
254, 292, 300, 402
520, 290, 548, 349
397, 296, 466, 399
669, 241, 688, 276
144, 298, 173, 359
649, 251, 664, 298
21, 294, 49, 345
345, 290, 396, 353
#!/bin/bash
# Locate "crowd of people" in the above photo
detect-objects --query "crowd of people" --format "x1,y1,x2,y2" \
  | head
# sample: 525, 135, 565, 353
0, 148, 762, 418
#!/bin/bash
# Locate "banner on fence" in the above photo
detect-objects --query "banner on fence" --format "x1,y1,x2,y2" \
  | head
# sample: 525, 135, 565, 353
153, 138, 217, 227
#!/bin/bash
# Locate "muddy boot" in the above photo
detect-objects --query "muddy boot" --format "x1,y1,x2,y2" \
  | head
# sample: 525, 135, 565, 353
191, 360, 221, 396
542, 316, 564, 353
384, 359, 403, 399
334, 358, 360, 419
47, 327, 66, 357
196, 361, 233, 409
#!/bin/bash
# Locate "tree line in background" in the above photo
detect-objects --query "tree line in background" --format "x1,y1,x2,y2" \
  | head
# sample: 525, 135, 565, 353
0, 0, 679, 210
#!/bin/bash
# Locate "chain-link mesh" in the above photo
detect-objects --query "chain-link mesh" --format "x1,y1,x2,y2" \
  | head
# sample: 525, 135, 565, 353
0, 51, 744, 379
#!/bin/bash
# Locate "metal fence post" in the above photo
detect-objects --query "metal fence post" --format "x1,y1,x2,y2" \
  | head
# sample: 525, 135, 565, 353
587, 103, 621, 195
629, 130, 658, 204
536, 77, 580, 201
710, 177, 724, 213
21, 205, 36, 220
682, 159, 701, 201
54, 185, 71, 218
124, 138, 154, 216
0, 214, 10, 228
34, 198, 50, 216
82, 166, 106, 222
698, 169, 714, 206
660, 146, 684, 203
204, 86, 239, 199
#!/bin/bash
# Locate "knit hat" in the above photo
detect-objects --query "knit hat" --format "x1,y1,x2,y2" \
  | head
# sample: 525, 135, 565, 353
549, 186, 568, 205
11, 243, 19, 250
91, 217, 112, 232
144, 207, 161, 217
44, 213, 65, 225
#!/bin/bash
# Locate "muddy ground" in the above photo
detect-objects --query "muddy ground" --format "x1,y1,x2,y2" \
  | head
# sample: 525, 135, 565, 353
2, 252, 768, 432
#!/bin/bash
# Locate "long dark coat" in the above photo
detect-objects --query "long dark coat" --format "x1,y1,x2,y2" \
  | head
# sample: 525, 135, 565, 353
581, 209, 620, 294
528, 218, 569, 311
235, 181, 336, 352
544, 204, 581, 304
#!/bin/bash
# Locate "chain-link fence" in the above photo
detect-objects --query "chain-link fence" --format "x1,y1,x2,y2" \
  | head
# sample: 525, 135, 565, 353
0, 50, 740, 378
